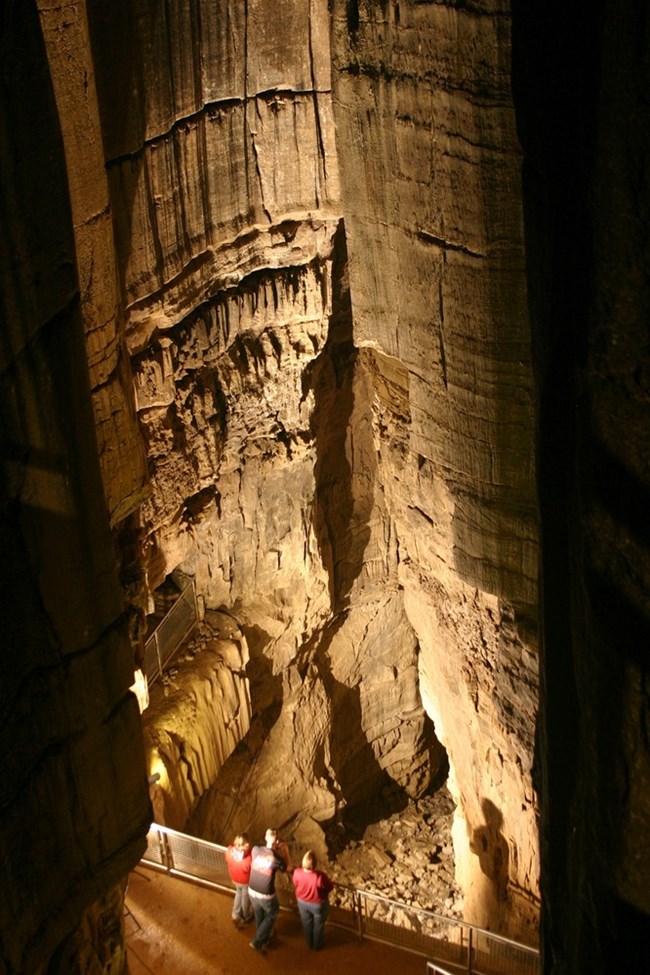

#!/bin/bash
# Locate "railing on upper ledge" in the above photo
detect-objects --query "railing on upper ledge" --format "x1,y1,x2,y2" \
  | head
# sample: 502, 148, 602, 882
143, 580, 199, 685
141, 823, 540, 975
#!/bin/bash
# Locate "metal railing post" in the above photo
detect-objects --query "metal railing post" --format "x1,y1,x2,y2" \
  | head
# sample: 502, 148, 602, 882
154, 826, 165, 867
144, 581, 199, 687
154, 631, 163, 681
140, 824, 540, 974
356, 891, 364, 941
162, 828, 173, 872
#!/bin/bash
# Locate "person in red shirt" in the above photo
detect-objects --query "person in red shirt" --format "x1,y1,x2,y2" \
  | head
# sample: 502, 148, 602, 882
225, 833, 254, 926
291, 850, 334, 950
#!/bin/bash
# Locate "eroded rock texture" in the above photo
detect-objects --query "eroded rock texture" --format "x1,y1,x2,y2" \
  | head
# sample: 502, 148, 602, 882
1, 1, 547, 970
143, 612, 252, 829
513, 1, 650, 970
0, 4, 151, 973
82, 0, 539, 943
4, 1, 649, 972
330, 0, 539, 937
188, 591, 447, 847
38, 0, 149, 528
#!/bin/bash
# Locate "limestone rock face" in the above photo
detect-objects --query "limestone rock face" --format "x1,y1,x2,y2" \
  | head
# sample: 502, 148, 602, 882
143, 615, 252, 829
38, 884, 128, 975
82, 0, 539, 941
330, 0, 539, 936
2, 1, 539, 964
189, 591, 446, 846
87, 0, 341, 351
0, 5, 151, 972
4, 2, 649, 973
38, 0, 148, 528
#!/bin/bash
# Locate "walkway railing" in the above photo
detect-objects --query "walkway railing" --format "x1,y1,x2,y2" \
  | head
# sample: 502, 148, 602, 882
143, 580, 199, 685
141, 823, 539, 975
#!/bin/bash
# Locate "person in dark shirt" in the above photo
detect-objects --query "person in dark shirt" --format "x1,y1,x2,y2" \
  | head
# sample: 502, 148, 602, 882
291, 850, 334, 950
247, 828, 290, 953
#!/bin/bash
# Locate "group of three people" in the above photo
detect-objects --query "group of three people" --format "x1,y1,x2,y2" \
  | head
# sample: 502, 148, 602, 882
225, 828, 333, 954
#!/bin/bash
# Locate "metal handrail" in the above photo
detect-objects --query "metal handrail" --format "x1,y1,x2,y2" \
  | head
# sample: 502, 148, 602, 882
143, 580, 199, 685
140, 823, 539, 975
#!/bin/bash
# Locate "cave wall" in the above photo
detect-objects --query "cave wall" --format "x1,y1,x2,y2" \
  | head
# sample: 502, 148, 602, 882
79, 0, 540, 940
3, 1, 649, 971
143, 615, 253, 830
512, 1, 650, 971
0, 4, 151, 973
84, 0, 445, 865
37, 0, 149, 528
329, 0, 539, 935
86, 0, 342, 637
1, 0, 544, 967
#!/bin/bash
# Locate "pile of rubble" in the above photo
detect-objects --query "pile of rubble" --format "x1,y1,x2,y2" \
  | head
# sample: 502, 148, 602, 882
329, 788, 463, 919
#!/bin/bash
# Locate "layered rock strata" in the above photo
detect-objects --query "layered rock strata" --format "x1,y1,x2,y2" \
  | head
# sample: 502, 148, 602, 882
3, 2, 649, 973
330, 0, 539, 937
84, 0, 539, 941
37, 0, 148, 527
143, 612, 252, 829
0, 4, 151, 972
188, 591, 446, 846
1, 3, 539, 969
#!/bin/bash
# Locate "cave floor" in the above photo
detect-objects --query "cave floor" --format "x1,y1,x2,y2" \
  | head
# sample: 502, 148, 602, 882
125, 865, 426, 975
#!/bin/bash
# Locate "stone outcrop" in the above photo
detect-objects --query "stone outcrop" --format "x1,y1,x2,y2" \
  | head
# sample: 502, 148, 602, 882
143, 612, 252, 829
38, 0, 148, 528
188, 591, 447, 846
82, 0, 539, 943
331, 0, 539, 937
37, 884, 128, 975
512, 0, 650, 970
0, 5, 151, 973
8, 2, 649, 973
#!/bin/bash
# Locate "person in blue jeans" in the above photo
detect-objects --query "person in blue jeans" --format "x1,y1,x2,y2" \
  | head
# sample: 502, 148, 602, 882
248, 828, 290, 953
225, 833, 254, 926
291, 850, 334, 951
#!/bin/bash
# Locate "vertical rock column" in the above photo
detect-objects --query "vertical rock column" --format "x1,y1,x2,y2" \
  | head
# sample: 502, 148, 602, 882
86, 0, 344, 649
513, 0, 650, 970
0, 4, 151, 972
37, 0, 148, 526
330, 0, 539, 939
86, 0, 441, 854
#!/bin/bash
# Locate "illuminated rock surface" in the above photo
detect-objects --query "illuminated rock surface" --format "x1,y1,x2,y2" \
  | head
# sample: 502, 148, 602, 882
83, 0, 540, 942
2, 2, 648, 974
143, 612, 252, 829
